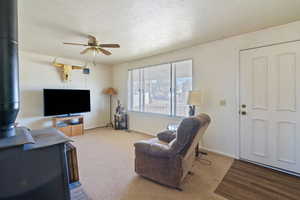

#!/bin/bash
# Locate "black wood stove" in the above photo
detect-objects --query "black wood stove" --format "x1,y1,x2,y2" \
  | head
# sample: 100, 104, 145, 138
0, 1, 71, 199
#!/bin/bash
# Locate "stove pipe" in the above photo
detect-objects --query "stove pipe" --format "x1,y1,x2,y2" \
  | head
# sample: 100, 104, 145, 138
0, 0, 20, 138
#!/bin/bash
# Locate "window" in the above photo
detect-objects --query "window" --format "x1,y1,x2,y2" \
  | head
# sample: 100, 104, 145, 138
143, 64, 171, 114
128, 59, 192, 117
131, 69, 141, 111
173, 60, 193, 116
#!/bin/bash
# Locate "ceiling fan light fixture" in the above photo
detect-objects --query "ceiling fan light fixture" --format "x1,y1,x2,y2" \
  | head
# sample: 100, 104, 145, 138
63, 35, 120, 56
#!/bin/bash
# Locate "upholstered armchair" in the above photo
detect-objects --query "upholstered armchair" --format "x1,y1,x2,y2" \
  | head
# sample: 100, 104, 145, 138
134, 113, 211, 189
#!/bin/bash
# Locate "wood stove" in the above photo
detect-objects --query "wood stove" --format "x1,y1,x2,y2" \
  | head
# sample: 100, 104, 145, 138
0, 128, 72, 200
0, 1, 72, 199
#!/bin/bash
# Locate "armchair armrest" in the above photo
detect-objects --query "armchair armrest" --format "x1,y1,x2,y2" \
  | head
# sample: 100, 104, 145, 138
134, 139, 173, 158
157, 130, 176, 143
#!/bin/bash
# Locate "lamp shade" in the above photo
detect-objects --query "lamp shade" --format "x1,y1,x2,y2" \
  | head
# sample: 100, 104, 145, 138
103, 87, 117, 95
187, 91, 202, 106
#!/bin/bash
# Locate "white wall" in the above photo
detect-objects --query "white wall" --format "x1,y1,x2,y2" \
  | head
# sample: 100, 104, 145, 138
112, 21, 300, 158
17, 51, 112, 130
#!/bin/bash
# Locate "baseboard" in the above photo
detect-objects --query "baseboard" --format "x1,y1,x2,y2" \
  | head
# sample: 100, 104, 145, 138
129, 128, 238, 159
127, 129, 154, 138
128, 129, 156, 137
200, 146, 238, 159
84, 125, 107, 131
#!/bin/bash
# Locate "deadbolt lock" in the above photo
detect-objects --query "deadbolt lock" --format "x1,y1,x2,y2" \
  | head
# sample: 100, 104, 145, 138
241, 104, 246, 108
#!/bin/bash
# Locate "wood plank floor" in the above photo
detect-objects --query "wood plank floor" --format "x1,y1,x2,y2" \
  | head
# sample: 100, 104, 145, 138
215, 160, 300, 200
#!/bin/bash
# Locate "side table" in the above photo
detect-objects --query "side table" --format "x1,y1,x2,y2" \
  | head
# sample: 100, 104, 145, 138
114, 114, 128, 130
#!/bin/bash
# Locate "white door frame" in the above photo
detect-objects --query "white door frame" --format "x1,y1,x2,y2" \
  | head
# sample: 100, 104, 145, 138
237, 39, 300, 176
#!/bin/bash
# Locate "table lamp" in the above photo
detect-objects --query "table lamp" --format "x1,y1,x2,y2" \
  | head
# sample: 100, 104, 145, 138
187, 91, 202, 116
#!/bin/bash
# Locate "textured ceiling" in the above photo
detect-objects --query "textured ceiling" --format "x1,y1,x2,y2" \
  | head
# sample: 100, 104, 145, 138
19, 0, 300, 65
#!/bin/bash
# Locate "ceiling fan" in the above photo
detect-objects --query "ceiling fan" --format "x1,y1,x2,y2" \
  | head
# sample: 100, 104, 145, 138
63, 35, 120, 56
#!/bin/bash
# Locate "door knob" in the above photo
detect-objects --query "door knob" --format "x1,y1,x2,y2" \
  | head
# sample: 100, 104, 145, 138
241, 111, 247, 115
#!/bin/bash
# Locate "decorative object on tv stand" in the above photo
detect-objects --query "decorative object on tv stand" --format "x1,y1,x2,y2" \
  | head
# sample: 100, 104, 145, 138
114, 100, 128, 130
187, 91, 202, 116
103, 87, 118, 127
52, 57, 88, 81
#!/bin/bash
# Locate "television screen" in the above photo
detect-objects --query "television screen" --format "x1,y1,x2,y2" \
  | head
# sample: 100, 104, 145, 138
43, 89, 91, 116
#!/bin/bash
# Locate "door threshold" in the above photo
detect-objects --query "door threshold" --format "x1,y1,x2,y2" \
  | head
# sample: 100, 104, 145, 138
240, 158, 300, 178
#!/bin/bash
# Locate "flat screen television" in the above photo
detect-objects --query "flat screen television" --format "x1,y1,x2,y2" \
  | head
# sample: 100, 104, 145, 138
43, 89, 91, 116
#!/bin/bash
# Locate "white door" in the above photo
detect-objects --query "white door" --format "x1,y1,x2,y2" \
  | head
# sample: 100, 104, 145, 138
240, 41, 300, 174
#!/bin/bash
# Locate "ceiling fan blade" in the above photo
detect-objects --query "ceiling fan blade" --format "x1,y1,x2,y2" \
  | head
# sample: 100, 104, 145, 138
99, 44, 120, 48
63, 42, 88, 46
80, 48, 92, 55
95, 48, 101, 55
98, 48, 112, 56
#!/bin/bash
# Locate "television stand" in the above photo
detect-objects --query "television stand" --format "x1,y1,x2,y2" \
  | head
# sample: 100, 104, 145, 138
52, 115, 84, 137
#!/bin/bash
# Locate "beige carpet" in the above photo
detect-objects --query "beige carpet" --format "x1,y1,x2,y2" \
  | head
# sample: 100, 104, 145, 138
71, 185, 90, 200
72, 128, 233, 200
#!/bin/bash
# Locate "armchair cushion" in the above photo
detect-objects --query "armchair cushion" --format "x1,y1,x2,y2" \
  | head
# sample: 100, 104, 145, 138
169, 117, 202, 155
157, 130, 176, 143
134, 138, 173, 158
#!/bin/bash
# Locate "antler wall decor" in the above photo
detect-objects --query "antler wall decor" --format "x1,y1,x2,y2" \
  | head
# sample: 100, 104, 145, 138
52, 57, 87, 81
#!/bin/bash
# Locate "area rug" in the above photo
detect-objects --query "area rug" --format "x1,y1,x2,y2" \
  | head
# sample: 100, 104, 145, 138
71, 185, 91, 200
215, 160, 300, 200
